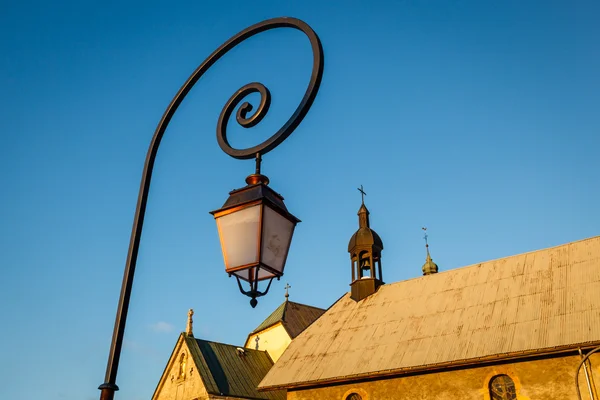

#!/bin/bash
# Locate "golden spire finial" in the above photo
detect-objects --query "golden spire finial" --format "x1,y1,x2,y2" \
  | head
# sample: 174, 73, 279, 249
284, 283, 291, 299
421, 227, 438, 275
186, 309, 194, 336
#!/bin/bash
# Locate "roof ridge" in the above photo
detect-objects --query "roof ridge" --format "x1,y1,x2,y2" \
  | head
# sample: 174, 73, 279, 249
185, 333, 219, 395
194, 337, 268, 354
383, 235, 600, 288
286, 300, 326, 311
281, 300, 288, 322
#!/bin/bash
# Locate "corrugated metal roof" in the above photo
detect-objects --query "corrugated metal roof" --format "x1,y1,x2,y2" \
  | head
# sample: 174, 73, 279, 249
185, 334, 285, 399
250, 300, 326, 339
260, 236, 600, 389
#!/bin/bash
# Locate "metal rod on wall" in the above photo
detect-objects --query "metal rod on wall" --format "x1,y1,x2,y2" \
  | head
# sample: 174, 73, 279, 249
579, 348, 596, 400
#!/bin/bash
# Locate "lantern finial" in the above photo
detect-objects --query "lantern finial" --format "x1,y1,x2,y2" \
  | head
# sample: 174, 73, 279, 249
245, 153, 270, 185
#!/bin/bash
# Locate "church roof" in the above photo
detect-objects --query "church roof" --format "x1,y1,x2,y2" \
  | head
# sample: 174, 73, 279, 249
184, 334, 285, 400
250, 300, 326, 339
260, 236, 600, 390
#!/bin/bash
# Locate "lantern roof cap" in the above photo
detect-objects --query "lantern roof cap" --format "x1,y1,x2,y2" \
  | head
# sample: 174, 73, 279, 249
210, 177, 300, 223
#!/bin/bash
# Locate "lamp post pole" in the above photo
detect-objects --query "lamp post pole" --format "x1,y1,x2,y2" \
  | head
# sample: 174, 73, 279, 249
98, 17, 323, 400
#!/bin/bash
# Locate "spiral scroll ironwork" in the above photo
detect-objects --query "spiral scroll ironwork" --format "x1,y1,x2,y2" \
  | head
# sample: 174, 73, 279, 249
217, 18, 323, 159
98, 17, 324, 400
216, 20, 323, 158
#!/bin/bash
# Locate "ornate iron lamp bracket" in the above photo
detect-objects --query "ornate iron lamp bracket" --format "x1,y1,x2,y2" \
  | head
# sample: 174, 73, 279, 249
99, 17, 324, 400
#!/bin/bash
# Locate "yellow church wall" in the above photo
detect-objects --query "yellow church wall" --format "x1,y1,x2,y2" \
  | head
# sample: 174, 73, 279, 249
285, 353, 600, 400
153, 336, 210, 400
245, 322, 292, 363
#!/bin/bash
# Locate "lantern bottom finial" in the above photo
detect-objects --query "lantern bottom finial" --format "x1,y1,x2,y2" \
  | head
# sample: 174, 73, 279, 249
234, 275, 275, 307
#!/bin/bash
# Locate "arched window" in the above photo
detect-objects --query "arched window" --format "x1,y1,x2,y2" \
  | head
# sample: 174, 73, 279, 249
489, 374, 517, 400
345, 394, 362, 400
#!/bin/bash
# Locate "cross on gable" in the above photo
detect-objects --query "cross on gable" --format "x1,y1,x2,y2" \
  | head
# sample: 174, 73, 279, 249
284, 283, 291, 298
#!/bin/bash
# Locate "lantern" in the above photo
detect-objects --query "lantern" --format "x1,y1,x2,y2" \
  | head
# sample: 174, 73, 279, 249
210, 174, 300, 307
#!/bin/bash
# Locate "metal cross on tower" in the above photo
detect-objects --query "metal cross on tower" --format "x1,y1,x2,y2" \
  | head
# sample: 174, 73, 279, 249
357, 185, 367, 204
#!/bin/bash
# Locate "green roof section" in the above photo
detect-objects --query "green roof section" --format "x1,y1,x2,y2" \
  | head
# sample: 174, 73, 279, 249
251, 302, 287, 335
185, 333, 285, 400
250, 300, 326, 339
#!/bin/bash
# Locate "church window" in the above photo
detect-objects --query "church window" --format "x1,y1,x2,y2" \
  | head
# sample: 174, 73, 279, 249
489, 374, 517, 400
345, 393, 362, 400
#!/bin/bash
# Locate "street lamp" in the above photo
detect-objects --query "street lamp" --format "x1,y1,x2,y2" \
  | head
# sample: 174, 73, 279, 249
98, 17, 323, 400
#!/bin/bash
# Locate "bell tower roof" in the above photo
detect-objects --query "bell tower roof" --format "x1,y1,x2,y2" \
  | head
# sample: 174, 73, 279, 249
347, 203, 384, 252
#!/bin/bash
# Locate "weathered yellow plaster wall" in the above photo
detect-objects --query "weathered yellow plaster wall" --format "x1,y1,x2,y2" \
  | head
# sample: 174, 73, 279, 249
245, 323, 291, 362
285, 354, 600, 400
153, 337, 209, 400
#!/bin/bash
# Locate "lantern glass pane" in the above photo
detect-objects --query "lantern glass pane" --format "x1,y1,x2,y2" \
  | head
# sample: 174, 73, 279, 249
216, 205, 260, 270
257, 268, 276, 280
261, 206, 295, 273
233, 267, 276, 282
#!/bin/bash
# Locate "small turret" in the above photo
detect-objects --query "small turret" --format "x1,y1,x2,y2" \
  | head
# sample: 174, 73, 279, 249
348, 186, 384, 301
421, 228, 439, 275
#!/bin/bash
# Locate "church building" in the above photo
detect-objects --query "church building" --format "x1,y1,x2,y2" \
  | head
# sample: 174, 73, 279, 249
152, 299, 325, 399
154, 198, 600, 400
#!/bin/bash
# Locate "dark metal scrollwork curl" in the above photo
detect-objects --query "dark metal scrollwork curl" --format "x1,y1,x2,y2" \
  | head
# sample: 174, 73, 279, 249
99, 17, 324, 400
215, 19, 324, 159
228, 82, 271, 129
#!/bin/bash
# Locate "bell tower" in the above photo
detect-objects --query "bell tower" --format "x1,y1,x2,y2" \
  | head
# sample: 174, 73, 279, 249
348, 186, 384, 301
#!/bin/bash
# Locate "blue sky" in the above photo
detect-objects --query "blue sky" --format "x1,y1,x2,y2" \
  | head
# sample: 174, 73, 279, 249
1, 1, 598, 399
